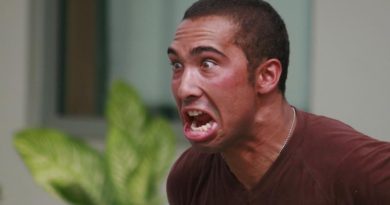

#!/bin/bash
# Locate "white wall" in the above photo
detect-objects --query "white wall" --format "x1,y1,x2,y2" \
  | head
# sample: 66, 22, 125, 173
0, 0, 65, 204
311, 0, 390, 140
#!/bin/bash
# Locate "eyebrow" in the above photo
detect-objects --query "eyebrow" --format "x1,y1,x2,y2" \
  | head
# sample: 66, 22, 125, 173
167, 47, 177, 56
190, 46, 227, 57
167, 46, 227, 58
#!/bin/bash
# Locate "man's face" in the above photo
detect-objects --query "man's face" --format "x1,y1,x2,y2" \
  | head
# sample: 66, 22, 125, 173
168, 16, 257, 151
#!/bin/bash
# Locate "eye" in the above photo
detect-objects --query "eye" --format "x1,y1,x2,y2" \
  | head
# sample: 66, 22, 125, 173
170, 61, 183, 71
201, 59, 217, 70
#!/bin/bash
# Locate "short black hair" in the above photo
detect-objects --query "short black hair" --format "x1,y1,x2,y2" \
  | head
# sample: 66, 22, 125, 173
183, 0, 290, 94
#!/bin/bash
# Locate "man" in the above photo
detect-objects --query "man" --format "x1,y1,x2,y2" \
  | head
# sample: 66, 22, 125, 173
166, 0, 390, 204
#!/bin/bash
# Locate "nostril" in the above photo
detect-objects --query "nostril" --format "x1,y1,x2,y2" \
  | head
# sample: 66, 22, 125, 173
182, 95, 199, 106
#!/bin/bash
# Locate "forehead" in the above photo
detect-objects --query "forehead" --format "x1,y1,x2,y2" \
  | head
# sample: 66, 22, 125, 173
170, 16, 237, 52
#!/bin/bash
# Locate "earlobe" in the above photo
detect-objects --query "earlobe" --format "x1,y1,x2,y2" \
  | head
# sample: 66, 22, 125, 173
255, 59, 282, 94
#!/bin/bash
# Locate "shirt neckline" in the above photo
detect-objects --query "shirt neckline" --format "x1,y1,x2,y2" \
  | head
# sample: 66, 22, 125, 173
220, 108, 307, 198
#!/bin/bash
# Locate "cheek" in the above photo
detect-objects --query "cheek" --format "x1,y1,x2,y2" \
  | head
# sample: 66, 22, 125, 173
211, 74, 252, 102
170, 81, 177, 94
209, 73, 255, 112
210, 70, 248, 89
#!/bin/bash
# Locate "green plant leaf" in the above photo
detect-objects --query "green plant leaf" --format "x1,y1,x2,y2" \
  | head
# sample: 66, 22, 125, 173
50, 182, 94, 205
106, 81, 147, 140
108, 118, 176, 205
105, 127, 141, 204
14, 129, 105, 205
105, 81, 176, 205
124, 119, 176, 205
130, 118, 176, 205
14, 81, 177, 205
144, 117, 176, 177
105, 81, 148, 204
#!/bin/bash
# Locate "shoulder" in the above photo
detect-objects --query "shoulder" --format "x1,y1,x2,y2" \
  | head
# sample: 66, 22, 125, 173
296, 110, 390, 171
333, 135, 390, 203
295, 110, 390, 202
296, 110, 386, 159
166, 147, 218, 204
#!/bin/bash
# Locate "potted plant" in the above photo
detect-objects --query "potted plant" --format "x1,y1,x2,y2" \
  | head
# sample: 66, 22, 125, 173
14, 81, 176, 205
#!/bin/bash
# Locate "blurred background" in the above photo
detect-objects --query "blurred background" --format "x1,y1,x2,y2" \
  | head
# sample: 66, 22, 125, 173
1, 0, 389, 204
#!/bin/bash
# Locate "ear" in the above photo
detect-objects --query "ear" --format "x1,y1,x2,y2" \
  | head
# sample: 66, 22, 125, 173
255, 59, 282, 94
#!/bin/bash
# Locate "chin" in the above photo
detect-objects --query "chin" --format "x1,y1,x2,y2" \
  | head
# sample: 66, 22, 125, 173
189, 140, 226, 153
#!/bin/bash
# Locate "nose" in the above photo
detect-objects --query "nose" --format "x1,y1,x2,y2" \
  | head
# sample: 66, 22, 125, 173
175, 69, 202, 105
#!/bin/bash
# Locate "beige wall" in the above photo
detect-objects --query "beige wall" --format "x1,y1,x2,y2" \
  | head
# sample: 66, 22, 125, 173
311, 0, 390, 140
0, 0, 389, 204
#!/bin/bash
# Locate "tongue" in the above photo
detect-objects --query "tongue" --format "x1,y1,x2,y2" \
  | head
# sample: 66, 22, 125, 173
194, 113, 213, 127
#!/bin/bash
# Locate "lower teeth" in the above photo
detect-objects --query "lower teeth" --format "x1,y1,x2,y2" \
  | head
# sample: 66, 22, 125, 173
191, 121, 212, 132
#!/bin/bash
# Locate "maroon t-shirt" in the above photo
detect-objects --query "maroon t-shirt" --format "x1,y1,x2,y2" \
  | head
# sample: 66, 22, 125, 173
167, 110, 390, 205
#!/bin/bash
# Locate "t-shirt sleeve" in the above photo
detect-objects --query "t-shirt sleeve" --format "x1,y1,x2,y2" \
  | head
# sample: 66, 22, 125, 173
334, 139, 390, 204
359, 141, 390, 204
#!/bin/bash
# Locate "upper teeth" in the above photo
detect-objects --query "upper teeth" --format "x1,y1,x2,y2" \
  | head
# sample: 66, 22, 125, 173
188, 110, 203, 117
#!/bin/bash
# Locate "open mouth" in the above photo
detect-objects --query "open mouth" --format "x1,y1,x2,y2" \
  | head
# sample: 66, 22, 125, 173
187, 110, 216, 132
182, 109, 218, 142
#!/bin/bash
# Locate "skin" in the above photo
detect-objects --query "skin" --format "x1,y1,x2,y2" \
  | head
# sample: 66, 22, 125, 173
168, 15, 295, 190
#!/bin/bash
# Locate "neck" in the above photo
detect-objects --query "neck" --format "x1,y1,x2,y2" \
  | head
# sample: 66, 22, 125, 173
221, 98, 295, 190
